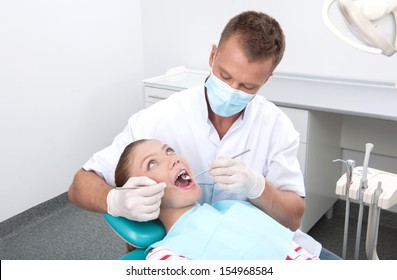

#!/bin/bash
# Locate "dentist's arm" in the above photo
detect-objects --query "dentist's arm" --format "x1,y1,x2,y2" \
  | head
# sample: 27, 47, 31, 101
68, 169, 111, 213
68, 169, 165, 221
209, 158, 304, 231
250, 181, 304, 231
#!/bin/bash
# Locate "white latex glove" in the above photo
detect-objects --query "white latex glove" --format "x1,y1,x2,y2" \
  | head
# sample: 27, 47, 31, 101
107, 176, 165, 222
209, 157, 265, 199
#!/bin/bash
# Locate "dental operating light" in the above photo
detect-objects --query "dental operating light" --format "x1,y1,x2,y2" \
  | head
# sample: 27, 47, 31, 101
323, 0, 397, 56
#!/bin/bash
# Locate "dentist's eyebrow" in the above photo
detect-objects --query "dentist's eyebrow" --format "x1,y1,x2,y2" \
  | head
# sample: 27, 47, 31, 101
140, 144, 168, 168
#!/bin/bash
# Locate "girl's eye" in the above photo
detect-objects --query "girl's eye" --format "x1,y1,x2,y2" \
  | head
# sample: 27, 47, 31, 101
166, 147, 175, 155
148, 160, 157, 169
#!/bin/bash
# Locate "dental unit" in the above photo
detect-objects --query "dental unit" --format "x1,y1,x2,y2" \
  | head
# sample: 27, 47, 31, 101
335, 143, 397, 259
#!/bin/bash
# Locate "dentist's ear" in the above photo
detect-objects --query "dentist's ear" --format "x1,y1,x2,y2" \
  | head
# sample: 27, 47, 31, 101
262, 73, 273, 86
208, 44, 218, 67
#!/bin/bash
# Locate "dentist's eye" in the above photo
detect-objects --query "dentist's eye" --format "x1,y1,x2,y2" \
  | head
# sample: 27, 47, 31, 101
242, 84, 255, 90
220, 72, 231, 80
242, 84, 257, 91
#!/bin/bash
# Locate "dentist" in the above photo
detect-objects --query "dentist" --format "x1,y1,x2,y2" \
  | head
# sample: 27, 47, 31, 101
68, 10, 340, 260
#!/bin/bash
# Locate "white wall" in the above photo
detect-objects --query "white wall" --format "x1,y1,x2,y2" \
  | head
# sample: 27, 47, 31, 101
2, 0, 395, 222
141, 0, 267, 77
141, 0, 396, 83
0, 0, 144, 222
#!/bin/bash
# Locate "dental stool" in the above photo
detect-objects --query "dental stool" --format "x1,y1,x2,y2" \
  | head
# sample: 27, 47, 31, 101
104, 214, 166, 260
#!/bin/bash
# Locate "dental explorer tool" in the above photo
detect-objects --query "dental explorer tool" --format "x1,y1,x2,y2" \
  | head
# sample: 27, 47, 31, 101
333, 158, 355, 259
354, 143, 374, 260
116, 183, 175, 190
193, 149, 251, 178
116, 149, 251, 190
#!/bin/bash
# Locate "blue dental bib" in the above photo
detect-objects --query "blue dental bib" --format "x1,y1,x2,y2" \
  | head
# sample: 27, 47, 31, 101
147, 200, 294, 260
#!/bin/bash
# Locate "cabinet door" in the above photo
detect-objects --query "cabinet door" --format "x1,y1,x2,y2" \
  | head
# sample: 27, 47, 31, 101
144, 87, 177, 106
279, 107, 309, 143
279, 107, 342, 232
302, 111, 342, 232
279, 107, 309, 175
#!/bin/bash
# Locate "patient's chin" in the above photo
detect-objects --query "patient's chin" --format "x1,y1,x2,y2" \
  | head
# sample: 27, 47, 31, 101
162, 188, 201, 209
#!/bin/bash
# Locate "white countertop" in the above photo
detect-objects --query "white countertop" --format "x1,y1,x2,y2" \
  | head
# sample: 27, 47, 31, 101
144, 67, 208, 91
263, 73, 397, 122
144, 68, 397, 121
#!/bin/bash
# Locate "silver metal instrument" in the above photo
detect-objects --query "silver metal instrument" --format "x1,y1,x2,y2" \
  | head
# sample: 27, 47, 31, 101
333, 158, 356, 259
193, 149, 251, 178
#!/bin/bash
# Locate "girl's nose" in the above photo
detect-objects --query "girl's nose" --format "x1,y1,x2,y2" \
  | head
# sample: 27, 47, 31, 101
169, 156, 180, 169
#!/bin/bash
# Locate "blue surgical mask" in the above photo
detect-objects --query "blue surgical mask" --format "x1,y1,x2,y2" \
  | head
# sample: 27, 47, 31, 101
205, 72, 255, 117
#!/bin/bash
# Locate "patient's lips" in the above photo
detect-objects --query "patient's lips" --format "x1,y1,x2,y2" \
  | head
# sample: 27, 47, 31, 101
174, 169, 193, 189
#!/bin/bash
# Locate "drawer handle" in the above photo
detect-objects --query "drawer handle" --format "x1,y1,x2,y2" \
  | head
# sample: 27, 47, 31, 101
148, 95, 166, 100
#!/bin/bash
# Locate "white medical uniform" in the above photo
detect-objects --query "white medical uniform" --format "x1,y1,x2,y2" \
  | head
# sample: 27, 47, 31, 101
83, 83, 322, 256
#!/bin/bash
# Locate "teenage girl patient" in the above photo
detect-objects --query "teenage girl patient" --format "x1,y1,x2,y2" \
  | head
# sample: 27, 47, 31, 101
114, 139, 319, 260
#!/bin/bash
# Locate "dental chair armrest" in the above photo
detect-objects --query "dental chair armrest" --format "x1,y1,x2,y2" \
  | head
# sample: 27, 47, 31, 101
103, 214, 166, 248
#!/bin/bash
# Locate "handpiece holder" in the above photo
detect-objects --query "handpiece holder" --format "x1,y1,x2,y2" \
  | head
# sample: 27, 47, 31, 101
336, 165, 397, 209
335, 143, 397, 259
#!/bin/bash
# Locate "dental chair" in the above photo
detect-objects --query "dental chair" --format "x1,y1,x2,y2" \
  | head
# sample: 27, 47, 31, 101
104, 214, 166, 260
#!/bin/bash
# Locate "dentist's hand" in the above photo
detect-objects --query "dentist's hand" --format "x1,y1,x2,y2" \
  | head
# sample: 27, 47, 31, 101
209, 157, 265, 199
107, 177, 165, 222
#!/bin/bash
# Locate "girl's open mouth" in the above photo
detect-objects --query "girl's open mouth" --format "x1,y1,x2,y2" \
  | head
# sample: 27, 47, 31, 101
174, 169, 194, 189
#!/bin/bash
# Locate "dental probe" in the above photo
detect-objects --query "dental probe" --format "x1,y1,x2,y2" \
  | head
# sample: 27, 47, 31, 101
115, 182, 174, 190
193, 148, 251, 178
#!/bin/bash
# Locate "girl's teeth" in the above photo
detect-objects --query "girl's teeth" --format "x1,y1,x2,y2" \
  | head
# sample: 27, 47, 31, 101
181, 174, 191, 180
